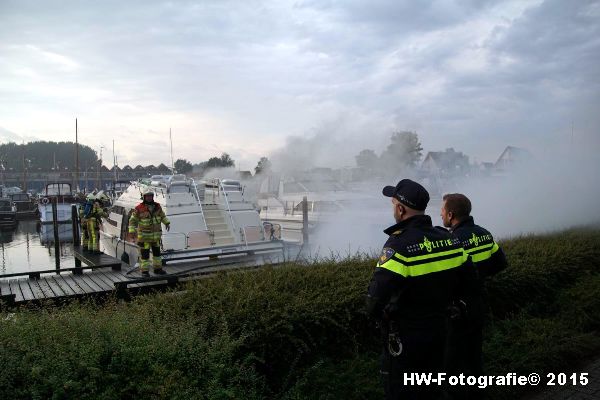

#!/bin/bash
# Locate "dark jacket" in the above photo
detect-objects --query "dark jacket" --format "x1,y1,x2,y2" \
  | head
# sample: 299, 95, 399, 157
367, 215, 479, 332
450, 216, 508, 283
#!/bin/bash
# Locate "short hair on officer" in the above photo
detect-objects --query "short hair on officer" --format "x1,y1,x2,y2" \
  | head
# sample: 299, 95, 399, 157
442, 193, 472, 220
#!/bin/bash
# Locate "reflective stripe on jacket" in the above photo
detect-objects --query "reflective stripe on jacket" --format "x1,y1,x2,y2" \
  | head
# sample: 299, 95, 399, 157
128, 202, 170, 242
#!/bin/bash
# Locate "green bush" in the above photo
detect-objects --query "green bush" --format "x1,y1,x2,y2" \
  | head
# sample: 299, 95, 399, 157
0, 228, 598, 399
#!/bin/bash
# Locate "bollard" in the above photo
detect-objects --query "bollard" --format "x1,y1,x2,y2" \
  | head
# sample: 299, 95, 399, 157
52, 198, 60, 269
71, 204, 82, 273
71, 204, 80, 246
302, 196, 309, 245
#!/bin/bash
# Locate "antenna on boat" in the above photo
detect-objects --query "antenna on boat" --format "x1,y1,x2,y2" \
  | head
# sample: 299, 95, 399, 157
75, 118, 80, 192
112, 139, 116, 195
169, 128, 175, 173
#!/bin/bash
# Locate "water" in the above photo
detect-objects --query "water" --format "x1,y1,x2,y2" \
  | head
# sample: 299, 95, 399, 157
0, 220, 76, 275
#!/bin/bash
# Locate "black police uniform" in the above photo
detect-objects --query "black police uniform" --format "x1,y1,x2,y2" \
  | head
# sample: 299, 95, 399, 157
445, 216, 508, 399
367, 214, 478, 400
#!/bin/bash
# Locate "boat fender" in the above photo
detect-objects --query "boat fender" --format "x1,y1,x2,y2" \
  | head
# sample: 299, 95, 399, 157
121, 250, 130, 265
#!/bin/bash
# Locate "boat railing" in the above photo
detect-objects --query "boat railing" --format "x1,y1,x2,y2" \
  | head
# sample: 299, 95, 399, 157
187, 230, 215, 248
161, 232, 187, 250
240, 225, 265, 247
189, 178, 208, 229
218, 179, 238, 236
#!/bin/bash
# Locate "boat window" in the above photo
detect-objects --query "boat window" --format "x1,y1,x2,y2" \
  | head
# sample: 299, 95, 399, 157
170, 174, 186, 182
46, 183, 72, 195
10, 194, 29, 201
110, 205, 126, 215
169, 183, 190, 193
222, 184, 241, 192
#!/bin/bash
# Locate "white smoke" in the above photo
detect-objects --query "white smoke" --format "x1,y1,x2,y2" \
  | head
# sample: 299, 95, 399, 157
269, 115, 394, 173
292, 144, 600, 255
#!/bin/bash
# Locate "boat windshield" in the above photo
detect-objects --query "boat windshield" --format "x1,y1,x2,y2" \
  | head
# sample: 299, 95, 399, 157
0, 200, 12, 211
45, 183, 72, 196
10, 193, 29, 201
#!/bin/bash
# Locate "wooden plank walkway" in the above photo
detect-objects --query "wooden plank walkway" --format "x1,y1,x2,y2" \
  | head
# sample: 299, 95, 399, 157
0, 248, 278, 307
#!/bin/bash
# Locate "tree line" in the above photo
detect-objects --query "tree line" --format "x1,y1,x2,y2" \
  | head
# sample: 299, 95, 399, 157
0, 141, 98, 172
1, 131, 423, 177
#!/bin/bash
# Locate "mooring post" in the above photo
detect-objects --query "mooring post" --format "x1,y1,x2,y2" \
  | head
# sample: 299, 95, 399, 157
302, 196, 309, 245
52, 198, 60, 270
71, 204, 82, 273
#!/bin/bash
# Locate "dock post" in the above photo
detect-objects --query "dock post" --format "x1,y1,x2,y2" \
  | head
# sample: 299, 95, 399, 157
302, 196, 309, 245
72, 204, 82, 273
52, 198, 60, 270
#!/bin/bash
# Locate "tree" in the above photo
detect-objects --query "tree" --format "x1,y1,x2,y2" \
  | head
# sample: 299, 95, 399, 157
205, 153, 235, 169
174, 159, 192, 174
219, 153, 234, 168
355, 149, 379, 169
380, 131, 423, 170
254, 157, 272, 175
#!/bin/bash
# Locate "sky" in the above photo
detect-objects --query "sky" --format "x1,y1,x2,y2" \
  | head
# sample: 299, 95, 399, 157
1, 0, 599, 170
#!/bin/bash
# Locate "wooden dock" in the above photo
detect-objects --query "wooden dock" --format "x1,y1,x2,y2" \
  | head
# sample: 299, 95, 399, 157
0, 246, 279, 307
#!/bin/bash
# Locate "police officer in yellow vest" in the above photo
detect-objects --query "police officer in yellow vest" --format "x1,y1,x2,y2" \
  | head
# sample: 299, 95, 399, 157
441, 193, 507, 400
366, 179, 478, 400
128, 191, 170, 277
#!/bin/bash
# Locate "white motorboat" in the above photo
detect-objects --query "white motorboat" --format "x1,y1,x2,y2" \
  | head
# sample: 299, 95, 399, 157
99, 174, 286, 267
257, 174, 381, 244
37, 183, 79, 243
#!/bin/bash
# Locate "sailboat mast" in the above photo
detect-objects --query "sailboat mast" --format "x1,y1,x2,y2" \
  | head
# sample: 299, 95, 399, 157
169, 128, 174, 172
75, 118, 80, 192
112, 139, 116, 183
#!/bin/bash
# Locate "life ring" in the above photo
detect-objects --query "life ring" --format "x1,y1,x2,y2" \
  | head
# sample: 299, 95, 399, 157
41, 197, 49, 205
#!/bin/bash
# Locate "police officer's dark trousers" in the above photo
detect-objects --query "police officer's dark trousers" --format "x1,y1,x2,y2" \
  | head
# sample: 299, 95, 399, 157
381, 325, 445, 400
445, 318, 484, 400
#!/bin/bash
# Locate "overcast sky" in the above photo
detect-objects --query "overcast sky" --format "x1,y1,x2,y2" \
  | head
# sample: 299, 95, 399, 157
0, 0, 598, 170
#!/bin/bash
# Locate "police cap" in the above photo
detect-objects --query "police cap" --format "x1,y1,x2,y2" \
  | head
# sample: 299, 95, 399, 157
382, 179, 429, 211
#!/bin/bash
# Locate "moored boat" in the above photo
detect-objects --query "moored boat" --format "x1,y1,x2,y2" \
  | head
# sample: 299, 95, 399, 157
100, 174, 286, 268
9, 192, 38, 219
0, 198, 17, 229
37, 183, 79, 242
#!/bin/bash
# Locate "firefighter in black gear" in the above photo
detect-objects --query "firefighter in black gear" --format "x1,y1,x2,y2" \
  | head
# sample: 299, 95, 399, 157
441, 193, 508, 400
367, 180, 478, 400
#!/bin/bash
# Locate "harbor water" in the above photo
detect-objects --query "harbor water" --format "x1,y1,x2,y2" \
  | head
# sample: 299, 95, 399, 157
0, 220, 76, 276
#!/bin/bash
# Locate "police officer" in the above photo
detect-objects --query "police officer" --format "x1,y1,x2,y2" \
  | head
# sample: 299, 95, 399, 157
367, 180, 478, 400
441, 193, 508, 398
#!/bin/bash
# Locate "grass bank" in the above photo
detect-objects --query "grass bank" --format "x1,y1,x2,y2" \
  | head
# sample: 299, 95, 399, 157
1, 227, 599, 399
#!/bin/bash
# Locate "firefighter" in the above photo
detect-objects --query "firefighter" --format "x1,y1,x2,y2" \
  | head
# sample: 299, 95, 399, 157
87, 197, 107, 253
128, 191, 170, 277
441, 193, 508, 399
367, 180, 478, 400
79, 194, 95, 251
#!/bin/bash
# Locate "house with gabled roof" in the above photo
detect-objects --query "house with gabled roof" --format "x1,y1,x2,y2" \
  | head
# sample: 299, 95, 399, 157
494, 146, 532, 171
421, 148, 470, 176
